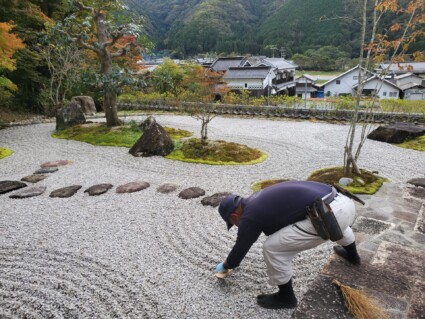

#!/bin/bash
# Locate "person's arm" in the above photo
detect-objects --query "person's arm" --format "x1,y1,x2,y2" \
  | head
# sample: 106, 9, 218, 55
225, 220, 262, 269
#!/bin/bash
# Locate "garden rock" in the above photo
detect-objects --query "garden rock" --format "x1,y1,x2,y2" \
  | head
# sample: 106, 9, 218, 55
367, 122, 425, 144
157, 183, 178, 194
70, 96, 97, 115
34, 167, 58, 174
407, 178, 425, 188
129, 116, 174, 157
338, 177, 353, 186
201, 192, 231, 207
21, 174, 48, 183
40, 160, 72, 168
56, 101, 86, 130
10, 186, 46, 199
116, 181, 150, 193
84, 183, 113, 196
0, 181, 27, 194
178, 187, 206, 199
50, 185, 82, 198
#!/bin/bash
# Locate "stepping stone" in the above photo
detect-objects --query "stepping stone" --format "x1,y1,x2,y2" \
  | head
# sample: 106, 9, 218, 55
21, 174, 48, 183
157, 183, 178, 194
34, 167, 58, 174
0, 181, 27, 195
201, 192, 231, 207
50, 185, 82, 198
10, 186, 47, 198
178, 187, 205, 199
116, 181, 150, 194
84, 183, 113, 196
40, 160, 72, 168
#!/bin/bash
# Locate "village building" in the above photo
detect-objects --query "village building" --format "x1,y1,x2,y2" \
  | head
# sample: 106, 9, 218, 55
295, 74, 321, 98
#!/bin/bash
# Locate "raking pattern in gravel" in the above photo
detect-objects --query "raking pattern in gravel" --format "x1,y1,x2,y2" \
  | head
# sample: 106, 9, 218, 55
0, 246, 158, 318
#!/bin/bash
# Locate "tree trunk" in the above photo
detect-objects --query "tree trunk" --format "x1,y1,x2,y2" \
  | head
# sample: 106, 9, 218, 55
104, 92, 120, 126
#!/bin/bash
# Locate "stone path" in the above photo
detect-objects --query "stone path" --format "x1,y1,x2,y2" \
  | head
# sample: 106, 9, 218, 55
293, 182, 425, 319
0, 160, 225, 204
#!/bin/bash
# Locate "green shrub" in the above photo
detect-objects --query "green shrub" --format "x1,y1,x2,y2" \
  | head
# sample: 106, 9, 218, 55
381, 99, 425, 114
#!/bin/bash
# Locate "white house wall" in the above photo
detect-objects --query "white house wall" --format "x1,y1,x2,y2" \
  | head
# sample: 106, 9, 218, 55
363, 79, 399, 99
323, 69, 365, 96
226, 78, 264, 90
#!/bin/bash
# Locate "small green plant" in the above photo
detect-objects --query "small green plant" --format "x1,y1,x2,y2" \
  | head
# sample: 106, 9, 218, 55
380, 99, 425, 114
0, 147, 13, 159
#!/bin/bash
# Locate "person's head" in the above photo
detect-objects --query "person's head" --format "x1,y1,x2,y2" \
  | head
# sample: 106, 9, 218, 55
218, 195, 243, 230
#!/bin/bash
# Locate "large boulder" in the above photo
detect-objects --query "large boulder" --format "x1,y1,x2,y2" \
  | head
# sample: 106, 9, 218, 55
56, 102, 86, 130
70, 96, 97, 115
129, 116, 174, 157
367, 122, 425, 144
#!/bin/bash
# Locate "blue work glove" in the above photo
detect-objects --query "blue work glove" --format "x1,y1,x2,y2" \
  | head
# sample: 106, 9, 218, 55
216, 262, 226, 273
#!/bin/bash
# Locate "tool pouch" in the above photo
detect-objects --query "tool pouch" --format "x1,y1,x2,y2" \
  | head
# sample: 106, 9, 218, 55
307, 197, 343, 242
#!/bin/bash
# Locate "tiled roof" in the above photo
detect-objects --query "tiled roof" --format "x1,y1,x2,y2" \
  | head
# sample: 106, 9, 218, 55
378, 62, 425, 73
223, 67, 272, 79
254, 58, 298, 69
210, 57, 248, 71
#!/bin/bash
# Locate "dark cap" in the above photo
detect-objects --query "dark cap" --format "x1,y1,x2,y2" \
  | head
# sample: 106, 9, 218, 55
218, 195, 242, 230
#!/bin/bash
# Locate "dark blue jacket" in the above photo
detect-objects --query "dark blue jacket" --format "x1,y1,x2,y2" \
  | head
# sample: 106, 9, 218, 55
226, 181, 332, 268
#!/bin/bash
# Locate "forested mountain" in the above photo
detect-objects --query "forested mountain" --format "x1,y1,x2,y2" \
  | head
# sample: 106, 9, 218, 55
126, 0, 364, 58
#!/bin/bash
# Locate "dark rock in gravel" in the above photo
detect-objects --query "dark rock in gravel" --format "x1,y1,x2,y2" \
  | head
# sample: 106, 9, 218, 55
201, 192, 232, 207
129, 116, 174, 157
0, 180, 27, 194
50, 185, 82, 198
178, 187, 206, 199
116, 181, 150, 193
367, 122, 425, 144
21, 174, 48, 183
34, 167, 58, 174
40, 160, 72, 168
407, 177, 425, 188
84, 183, 113, 196
157, 183, 178, 194
10, 186, 47, 198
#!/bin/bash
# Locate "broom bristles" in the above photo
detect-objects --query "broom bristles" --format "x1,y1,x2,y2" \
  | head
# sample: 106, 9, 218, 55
333, 279, 389, 319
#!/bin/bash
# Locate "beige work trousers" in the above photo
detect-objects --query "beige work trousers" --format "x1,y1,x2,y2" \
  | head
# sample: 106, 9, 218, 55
263, 194, 356, 286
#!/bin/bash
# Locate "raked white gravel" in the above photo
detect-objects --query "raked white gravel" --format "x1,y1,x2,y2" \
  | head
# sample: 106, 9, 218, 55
0, 115, 423, 318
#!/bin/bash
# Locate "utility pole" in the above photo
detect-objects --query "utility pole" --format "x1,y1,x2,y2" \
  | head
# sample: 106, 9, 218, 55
280, 47, 285, 59
304, 76, 307, 108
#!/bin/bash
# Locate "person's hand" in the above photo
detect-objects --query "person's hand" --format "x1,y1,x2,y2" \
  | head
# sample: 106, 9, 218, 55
216, 262, 226, 273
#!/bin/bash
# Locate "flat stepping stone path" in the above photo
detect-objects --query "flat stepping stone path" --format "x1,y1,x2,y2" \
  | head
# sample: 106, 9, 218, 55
21, 174, 48, 183
34, 167, 58, 174
0, 181, 27, 194
116, 181, 150, 193
10, 186, 47, 198
50, 185, 82, 198
157, 183, 178, 194
84, 184, 113, 196
201, 192, 231, 207
40, 160, 72, 168
178, 187, 205, 199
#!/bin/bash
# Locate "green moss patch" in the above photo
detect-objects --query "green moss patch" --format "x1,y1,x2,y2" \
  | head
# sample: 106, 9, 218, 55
307, 166, 388, 195
52, 123, 192, 147
166, 138, 267, 165
251, 179, 291, 192
397, 135, 425, 151
0, 147, 13, 159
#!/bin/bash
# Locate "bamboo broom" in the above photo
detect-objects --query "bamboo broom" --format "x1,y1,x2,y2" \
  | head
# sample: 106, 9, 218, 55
333, 279, 389, 319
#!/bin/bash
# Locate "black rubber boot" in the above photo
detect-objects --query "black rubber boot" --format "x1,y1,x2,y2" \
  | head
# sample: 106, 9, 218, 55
333, 242, 361, 265
257, 279, 298, 309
